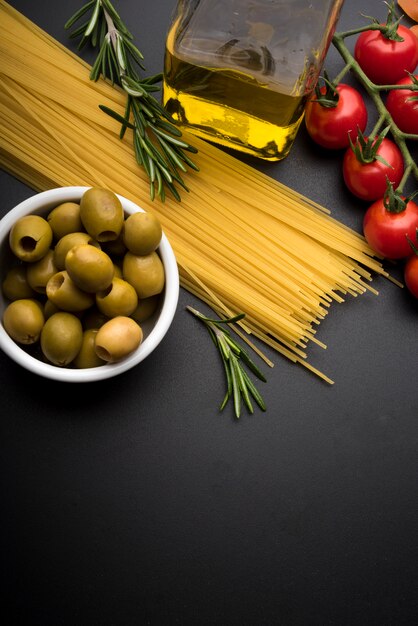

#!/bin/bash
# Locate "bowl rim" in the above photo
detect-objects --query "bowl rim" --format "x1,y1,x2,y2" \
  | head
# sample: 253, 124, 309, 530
0, 186, 179, 382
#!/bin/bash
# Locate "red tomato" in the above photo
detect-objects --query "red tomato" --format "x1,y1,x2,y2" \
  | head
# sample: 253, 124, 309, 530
342, 137, 404, 201
404, 254, 418, 298
363, 196, 418, 259
386, 75, 418, 134
304, 84, 368, 149
354, 24, 418, 85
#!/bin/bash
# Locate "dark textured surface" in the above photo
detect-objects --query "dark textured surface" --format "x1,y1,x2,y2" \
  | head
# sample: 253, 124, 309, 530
1, 1, 418, 624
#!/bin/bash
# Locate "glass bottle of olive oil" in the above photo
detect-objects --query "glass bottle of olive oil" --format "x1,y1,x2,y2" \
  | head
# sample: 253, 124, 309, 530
163, 0, 345, 161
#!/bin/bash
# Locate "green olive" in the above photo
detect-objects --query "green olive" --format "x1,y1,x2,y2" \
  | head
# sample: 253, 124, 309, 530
54, 231, 100, 270
112, 263, 123, 279
102, 233, 127, 257
94, 316, 142, 363
123, 211, 162, 255
130, 295, 160, 323
3, 298, 45, 344
46, 271, 95, 312
122, 251, 165, 299
9, 215, 53, 262
44, 299, 61, 320
65, 244, 114, 293
73, 329, 105, 369
47, 202, 83, 239
26, 249, 58, 294
79, 187, 124, 242
82, 307, 110, 330
2, 266, 36, 301
96, 277, 138, 318
40, 311, 83, 366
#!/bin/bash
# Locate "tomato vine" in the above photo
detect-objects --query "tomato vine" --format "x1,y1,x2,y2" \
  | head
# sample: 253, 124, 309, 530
306, 1, 418, 296
328, 1, 418, 194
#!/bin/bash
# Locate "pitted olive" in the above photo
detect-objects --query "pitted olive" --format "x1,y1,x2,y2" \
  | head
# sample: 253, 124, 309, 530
102, 234, 127, 257
94, 316, 142, 362
73, 329, 105, 369
112, 263, 123, 279
123, 211, 162, 255
9, 215, 53, 262
130, 295, 160, 323
3, 298, 45, 344
40, 312, 83, 366
65, 244, 114, 293
2, 266, 36, 301
46, 271, 95, 312
54, 231, 100, 270
122, 251, 165, 298
96, 277, 138, 318
79, 187, 124, 242
44, 299, 61, 320
47, 202, 83, 239
26, 249, 58, 294
82, 307, 110, 330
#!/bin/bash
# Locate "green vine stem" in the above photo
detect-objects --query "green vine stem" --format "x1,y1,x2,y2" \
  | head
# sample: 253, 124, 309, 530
331, 19, 418, 193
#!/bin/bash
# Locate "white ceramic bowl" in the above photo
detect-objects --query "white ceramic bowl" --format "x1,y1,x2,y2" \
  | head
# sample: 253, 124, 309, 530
0, 186, 179, 382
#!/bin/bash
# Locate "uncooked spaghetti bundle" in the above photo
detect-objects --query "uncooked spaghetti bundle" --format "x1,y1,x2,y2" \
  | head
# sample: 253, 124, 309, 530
0, 0, 389, 382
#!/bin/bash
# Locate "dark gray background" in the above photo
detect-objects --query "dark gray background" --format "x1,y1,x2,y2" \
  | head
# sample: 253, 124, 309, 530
1, 1, 418, 624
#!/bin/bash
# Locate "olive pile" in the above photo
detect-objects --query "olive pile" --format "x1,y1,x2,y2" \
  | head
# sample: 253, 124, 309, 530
1, 187, 165, 368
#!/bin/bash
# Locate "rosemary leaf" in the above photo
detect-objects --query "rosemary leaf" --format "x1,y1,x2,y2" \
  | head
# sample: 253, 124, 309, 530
241, 369, 267, 412
219, 346, 233, 402
98, 104, 134, 128
142, 73, 164, 85
121, 76, 147, 97
177, 150, 201, 172
119, 96, 132, 139
238, 346, 267, 382
147, 155, 156, 183
164, 181, 181, 202
69, 20, 90, 40
232, 354, 254, 414
223, 334, 241, 356
229, 355, 242, 418
155, 135, 188, 173
155, 168, 163, 198
64, 0, 96, 30
84, 0, 100, 38
124, 38, 145, 66
90, 41, 106, 81
154, 118, 183, 137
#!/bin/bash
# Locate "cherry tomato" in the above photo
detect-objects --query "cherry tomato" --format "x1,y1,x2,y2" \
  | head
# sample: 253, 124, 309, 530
354, 24, 418, 85
342, 137, 404, 201
386, 75, 418, 134
404, 254, 418, 298
363, 196, 418, 259
304, 84, 368, 150
398, 0, 418, 23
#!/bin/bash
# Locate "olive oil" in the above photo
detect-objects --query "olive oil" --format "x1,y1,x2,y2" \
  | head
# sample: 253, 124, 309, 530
163, 49, 307, 161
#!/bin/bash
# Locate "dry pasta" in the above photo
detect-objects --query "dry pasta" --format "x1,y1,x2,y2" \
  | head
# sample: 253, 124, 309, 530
0, 0, 390, 383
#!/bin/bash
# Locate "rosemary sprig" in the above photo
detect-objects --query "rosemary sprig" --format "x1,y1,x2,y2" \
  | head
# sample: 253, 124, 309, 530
187, 306, 267, 419
65, 0, 199, 201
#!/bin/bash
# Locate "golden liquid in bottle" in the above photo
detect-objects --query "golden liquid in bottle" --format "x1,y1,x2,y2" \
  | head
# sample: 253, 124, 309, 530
163, 48, 308, 161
